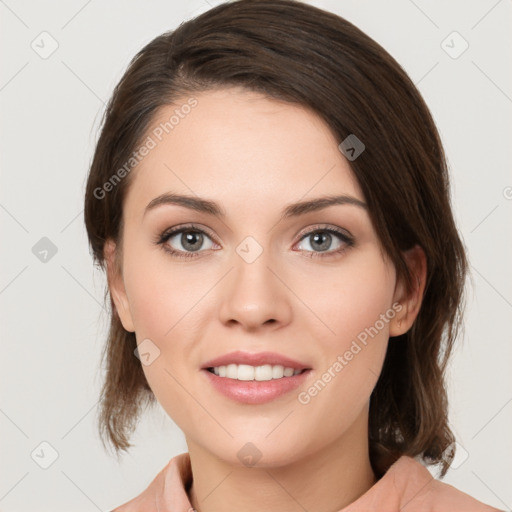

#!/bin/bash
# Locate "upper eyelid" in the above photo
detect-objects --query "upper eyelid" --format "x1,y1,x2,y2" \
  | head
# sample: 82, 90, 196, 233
162, 223, 217, 241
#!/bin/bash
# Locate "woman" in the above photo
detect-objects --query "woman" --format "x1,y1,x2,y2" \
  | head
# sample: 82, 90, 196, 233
83, 0, 502, 510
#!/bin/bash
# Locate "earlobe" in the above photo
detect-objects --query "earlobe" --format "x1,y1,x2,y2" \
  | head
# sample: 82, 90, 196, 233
390, 245, 427, 337
103, 239, 135, 333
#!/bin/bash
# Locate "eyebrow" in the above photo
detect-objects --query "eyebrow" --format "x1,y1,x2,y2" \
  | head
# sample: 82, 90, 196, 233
143, 192, 367, 220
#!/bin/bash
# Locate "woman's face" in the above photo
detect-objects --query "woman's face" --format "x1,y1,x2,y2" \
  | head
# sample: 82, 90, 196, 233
108, 86, 408, 466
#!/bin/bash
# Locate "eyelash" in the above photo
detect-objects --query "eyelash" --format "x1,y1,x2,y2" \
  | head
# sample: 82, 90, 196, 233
154, 223, 355, 260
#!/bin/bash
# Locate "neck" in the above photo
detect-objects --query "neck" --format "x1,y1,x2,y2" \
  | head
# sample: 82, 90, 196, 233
186, 409, 377, 512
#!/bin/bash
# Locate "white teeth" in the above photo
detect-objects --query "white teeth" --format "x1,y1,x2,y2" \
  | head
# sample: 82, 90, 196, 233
210, 364, 303, 381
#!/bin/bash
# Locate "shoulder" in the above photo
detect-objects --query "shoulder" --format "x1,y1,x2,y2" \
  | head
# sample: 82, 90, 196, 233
391, 456, 503, 512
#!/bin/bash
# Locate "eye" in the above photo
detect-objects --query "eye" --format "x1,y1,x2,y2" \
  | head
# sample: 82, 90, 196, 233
155, 223, 217, 259
294, 225, 354, 258
154, 223, 355, 260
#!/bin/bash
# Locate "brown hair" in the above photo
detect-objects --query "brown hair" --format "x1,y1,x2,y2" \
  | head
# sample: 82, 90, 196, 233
84, 0, 468, 478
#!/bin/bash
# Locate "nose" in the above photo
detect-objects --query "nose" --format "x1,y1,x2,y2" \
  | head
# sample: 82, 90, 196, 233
217, 245, 292, 332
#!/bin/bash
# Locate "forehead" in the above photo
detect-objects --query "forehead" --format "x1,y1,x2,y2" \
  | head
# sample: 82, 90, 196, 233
123, 87, 364, 220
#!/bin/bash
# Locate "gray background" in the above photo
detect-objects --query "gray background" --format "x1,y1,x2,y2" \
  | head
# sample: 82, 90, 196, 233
1, 0, 511, 510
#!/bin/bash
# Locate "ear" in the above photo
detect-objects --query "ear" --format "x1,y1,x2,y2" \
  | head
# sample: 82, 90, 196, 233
389, 244, 427, 337
103, 238, 135, 333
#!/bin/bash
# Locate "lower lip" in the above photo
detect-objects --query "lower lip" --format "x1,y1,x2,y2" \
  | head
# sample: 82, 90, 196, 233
202, 368, 312, 405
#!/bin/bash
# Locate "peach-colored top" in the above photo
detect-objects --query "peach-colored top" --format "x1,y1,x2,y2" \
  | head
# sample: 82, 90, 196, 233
111, 452, 503, 512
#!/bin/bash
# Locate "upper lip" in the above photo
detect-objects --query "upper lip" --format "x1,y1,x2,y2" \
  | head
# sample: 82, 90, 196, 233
202, 351, 311, 370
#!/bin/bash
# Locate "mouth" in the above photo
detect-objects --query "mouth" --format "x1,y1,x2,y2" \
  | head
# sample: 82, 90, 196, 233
200, 351, 312, 403
201, 350, 311, 377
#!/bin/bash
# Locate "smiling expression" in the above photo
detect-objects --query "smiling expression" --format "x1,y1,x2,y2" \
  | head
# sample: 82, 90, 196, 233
106, 86, 406, 466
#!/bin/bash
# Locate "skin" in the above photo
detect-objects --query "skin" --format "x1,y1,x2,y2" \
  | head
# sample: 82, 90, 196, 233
105, 86, 427, 512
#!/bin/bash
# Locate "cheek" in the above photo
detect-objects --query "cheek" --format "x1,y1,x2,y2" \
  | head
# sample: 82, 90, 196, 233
121, 242, 211, 415
291, 251, 395, 419
299, 250, 396, 349
123, 240, 208, 336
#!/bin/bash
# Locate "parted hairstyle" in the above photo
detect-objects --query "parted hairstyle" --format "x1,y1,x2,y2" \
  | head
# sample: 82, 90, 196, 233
83, 0, 468, 478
